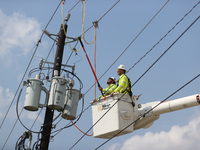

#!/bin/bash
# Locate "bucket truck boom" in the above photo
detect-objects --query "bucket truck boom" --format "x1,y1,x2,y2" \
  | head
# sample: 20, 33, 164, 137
91, 93, 200, 139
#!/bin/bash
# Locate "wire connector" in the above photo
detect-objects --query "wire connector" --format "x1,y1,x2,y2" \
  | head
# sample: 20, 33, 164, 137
93, 21, 99, 28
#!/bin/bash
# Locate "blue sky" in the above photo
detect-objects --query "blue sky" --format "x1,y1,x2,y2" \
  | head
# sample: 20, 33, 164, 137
0, 0, 200, 150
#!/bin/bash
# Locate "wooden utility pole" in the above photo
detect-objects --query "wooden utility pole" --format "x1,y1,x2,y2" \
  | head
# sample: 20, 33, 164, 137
40, 23, 67, 150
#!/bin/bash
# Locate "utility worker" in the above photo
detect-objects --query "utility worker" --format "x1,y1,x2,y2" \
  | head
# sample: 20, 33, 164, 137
98, 77, 117, 98
110, 65, 132, 97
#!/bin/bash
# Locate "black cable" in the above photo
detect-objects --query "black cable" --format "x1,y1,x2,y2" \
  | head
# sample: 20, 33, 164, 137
95, 73, 200, 149
131, 15, 200, 88
16, 66, 84, 133
0, 0, 63, 131
16, 86, 42, 134
68, 3, 200, 141
51, 95, 85, 136
96, 13, 200, 149
15, 135, 23, 150
126, 0, 200, 74
69, 14, 200, 149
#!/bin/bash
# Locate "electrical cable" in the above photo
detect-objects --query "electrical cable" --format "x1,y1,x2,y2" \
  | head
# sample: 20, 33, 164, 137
44, 95, 85, 140
69, 0, 170, 147
4, 0, 198, 149
130, 15, 200, 88
15, 135, 23, 150
68, 0, 81, 13
82, 0, 199, 112
69, 14, 200, 149
62, 2, 82, 52
16, 86, 42, 134
94, 27, 97, 99
30, 108, 43, 130
83, 0, 121, 34
95, 73, 200, 150
95, 13, 200, 148
68, 118, 94, 136
81, 0, 97, 45
126, 0, 200, 74
2, 0, 123, 149
63, 0, 120, 52
60, 50, 74, 75
1, 108, 23, 150
83, 0, 170, 96
0, 0, 63, 130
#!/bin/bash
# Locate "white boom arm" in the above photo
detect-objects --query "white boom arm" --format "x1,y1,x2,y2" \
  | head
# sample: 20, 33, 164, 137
134, 94, 200, 130
91, 93, 200, 139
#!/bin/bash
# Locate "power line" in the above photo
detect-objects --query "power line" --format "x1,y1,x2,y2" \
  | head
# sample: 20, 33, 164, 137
0, 0, 63, 130
80, 0, 199, 123
84, 0, 170, 96
95, 13, 200, 150
131, 15, 200, 88
69, 14, 200, 149
83, 0, 121, 35
68, 0, 81, 13
126, 0, 200, 74
68, 1, 170, 148
1, 108, 23, 150
95, 72, 200, 149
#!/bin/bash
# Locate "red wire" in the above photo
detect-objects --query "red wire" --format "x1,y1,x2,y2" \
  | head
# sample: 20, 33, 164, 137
69, 118, 94, 136
94, 28, 97, 99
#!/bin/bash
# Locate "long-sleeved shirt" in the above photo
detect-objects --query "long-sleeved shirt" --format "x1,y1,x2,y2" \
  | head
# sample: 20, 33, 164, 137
99, 84, 117, 98
114, 73, 132, 94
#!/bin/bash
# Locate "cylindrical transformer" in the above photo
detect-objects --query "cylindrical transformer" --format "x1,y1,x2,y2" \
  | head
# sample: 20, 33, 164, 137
62, 89, 81, 120
48, 76, 68, 111
24, 79, 43, 111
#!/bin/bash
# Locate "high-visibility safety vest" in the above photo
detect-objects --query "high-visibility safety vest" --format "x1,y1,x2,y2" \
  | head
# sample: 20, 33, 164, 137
114, 73, 132, 96
99, 84, 117, 98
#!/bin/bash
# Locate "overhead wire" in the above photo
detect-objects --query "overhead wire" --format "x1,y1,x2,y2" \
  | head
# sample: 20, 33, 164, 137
83, 0, 121, 34
1, 108, 23, 150
32, 0, 199, 149
83, 0, 170, 96
0, 0, 63, 130
68, 118, 93, 136
63, 0, 120, 52
2, 34, 58, 150
126, 0, 200, 74
1, 1, 65, 149
94, 27, 97, 99
15, 0, 84, 138
4, 0, 198, 149
69, 0, 170, 148
62, 1, 82, 52
95, 13, 200, 149
95, 72, 200, 150
68, 0, 81, 13
2, 0, 122, 148
50, 103, 91, 138
82, 0, 96, 45
69, 11, 200, 150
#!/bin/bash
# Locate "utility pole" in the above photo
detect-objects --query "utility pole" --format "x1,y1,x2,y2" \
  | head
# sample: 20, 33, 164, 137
40, 23, 67, 150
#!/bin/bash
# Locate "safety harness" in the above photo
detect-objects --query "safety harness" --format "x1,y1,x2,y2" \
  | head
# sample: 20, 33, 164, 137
118, 74, 135, 107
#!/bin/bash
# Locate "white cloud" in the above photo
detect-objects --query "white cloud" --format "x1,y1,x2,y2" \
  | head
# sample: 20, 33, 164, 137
107, 115, 200, 150
0, 86, 14, 119
0, 9, 41, 57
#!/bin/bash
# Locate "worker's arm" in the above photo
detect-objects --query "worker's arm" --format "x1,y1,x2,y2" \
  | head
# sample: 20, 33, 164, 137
103, 84, 117, 95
